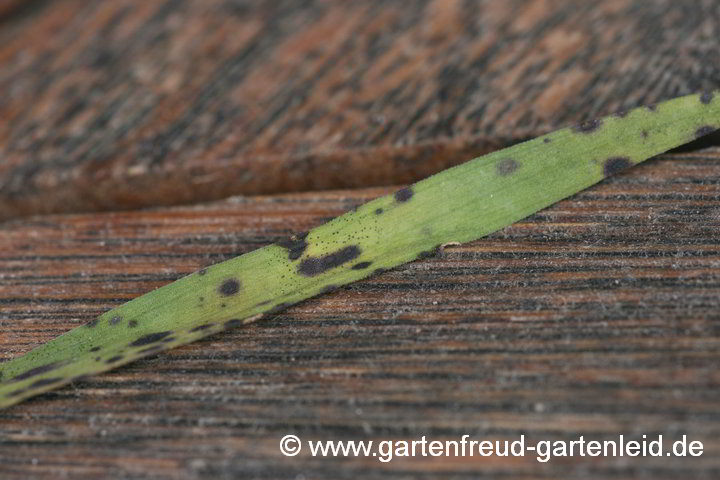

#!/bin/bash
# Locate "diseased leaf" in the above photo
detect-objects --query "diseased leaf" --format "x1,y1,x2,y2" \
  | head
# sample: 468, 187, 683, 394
1, 91, 718, 408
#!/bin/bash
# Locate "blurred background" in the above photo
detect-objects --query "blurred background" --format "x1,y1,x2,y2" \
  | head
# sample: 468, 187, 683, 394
1, 1, 719, 479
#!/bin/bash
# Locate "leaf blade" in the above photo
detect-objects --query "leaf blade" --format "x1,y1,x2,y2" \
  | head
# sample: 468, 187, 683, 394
1, 91, 718, 408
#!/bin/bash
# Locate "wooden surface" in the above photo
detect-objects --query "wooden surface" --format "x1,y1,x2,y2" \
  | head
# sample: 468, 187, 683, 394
1, 0, 720, 219
2, 151, 720, 478
2, 0, 720, 479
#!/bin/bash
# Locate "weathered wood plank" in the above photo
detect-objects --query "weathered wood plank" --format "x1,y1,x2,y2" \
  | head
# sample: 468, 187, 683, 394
1, 151, 719, 478
1, 0, 719, 219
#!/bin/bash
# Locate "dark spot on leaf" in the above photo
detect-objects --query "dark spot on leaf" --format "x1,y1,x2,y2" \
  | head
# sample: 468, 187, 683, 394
198, 268, 208, 275
224, 319, 242, 329
614, 109, 628, 118
218, 278, 240, 296
646, 104, 657, 112
221, 303, 227, 308
543, 138, 551, 143
603, 157, 633, 177
105, 355, 123, 364
394, 187, 413, 202
700, 92, 714, 104
374, 208, 384, 215
298, 245, 361, 276
12, 361, 66, 382
373, 268, 387, 276
573, 118, 602, 133
85, 318, 99, 328
162, 337, 176, 343
277, 232, 309, 260
27, 377, 64, 389
352, 261, 372, 270
255, 300, 271, 307
417, 247, 439, 260
695, 126, 716, 138
128, 320, 138, 328
129, 331, 173, 347
641, 130, 649, 138
496, 158, 519, 176
109, 315, 122, 326
190, 323, 213, 332
95, 357, 101, 362
89, 346, 101, 352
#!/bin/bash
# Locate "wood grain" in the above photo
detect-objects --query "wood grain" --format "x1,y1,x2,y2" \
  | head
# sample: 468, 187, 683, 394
1, 0, 719, 219
1, 150, 719, 479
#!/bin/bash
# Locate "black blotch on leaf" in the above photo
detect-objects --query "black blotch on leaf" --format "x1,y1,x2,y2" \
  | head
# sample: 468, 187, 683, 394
496, 158, 519, 176
277, 232, 309, 260
417, 247, 439, 260
543, 138, 551, 143
641, 130, 649, 138
573, 118, 602, 133
128, 320, 138, 328
298, 245, 361, 276
603, 157, 632, 177
190, 323, 213, 332
105, 355, 123, 364
27, 377, 64, 389
85, 318, 99, 328
89, 346, 101, 352
695, 126, 717, 138
700, 92, 714, 104
394, 187, 413, 202
109, 315, 122, 326
224, 319, 242, 329
374, 208, 384, 215
646, 104, 657, 112
218, 278, 241, 296
12, 361, 66, 382
198, 268, 208, 275
352, 261, 372, 270
129, 331, 173, 347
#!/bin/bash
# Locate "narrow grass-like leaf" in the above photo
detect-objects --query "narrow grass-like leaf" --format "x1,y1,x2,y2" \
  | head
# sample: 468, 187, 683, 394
1, 91, 718, 409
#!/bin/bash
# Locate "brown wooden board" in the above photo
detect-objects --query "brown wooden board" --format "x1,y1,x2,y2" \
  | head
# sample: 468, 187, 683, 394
1, 0, 719, 220
1, 150, 719, 478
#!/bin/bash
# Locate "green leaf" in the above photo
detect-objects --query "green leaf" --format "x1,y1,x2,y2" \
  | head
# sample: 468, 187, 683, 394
1, 91, 718, 409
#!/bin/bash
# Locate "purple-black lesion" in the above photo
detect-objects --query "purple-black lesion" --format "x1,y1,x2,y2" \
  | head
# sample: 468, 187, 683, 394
298, 245, 361, 276
218, 278, 241, 296
394, 187, 413, 202
277, 232, 309, 260
603, 157, 632, 177
129, 331, 173, 347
